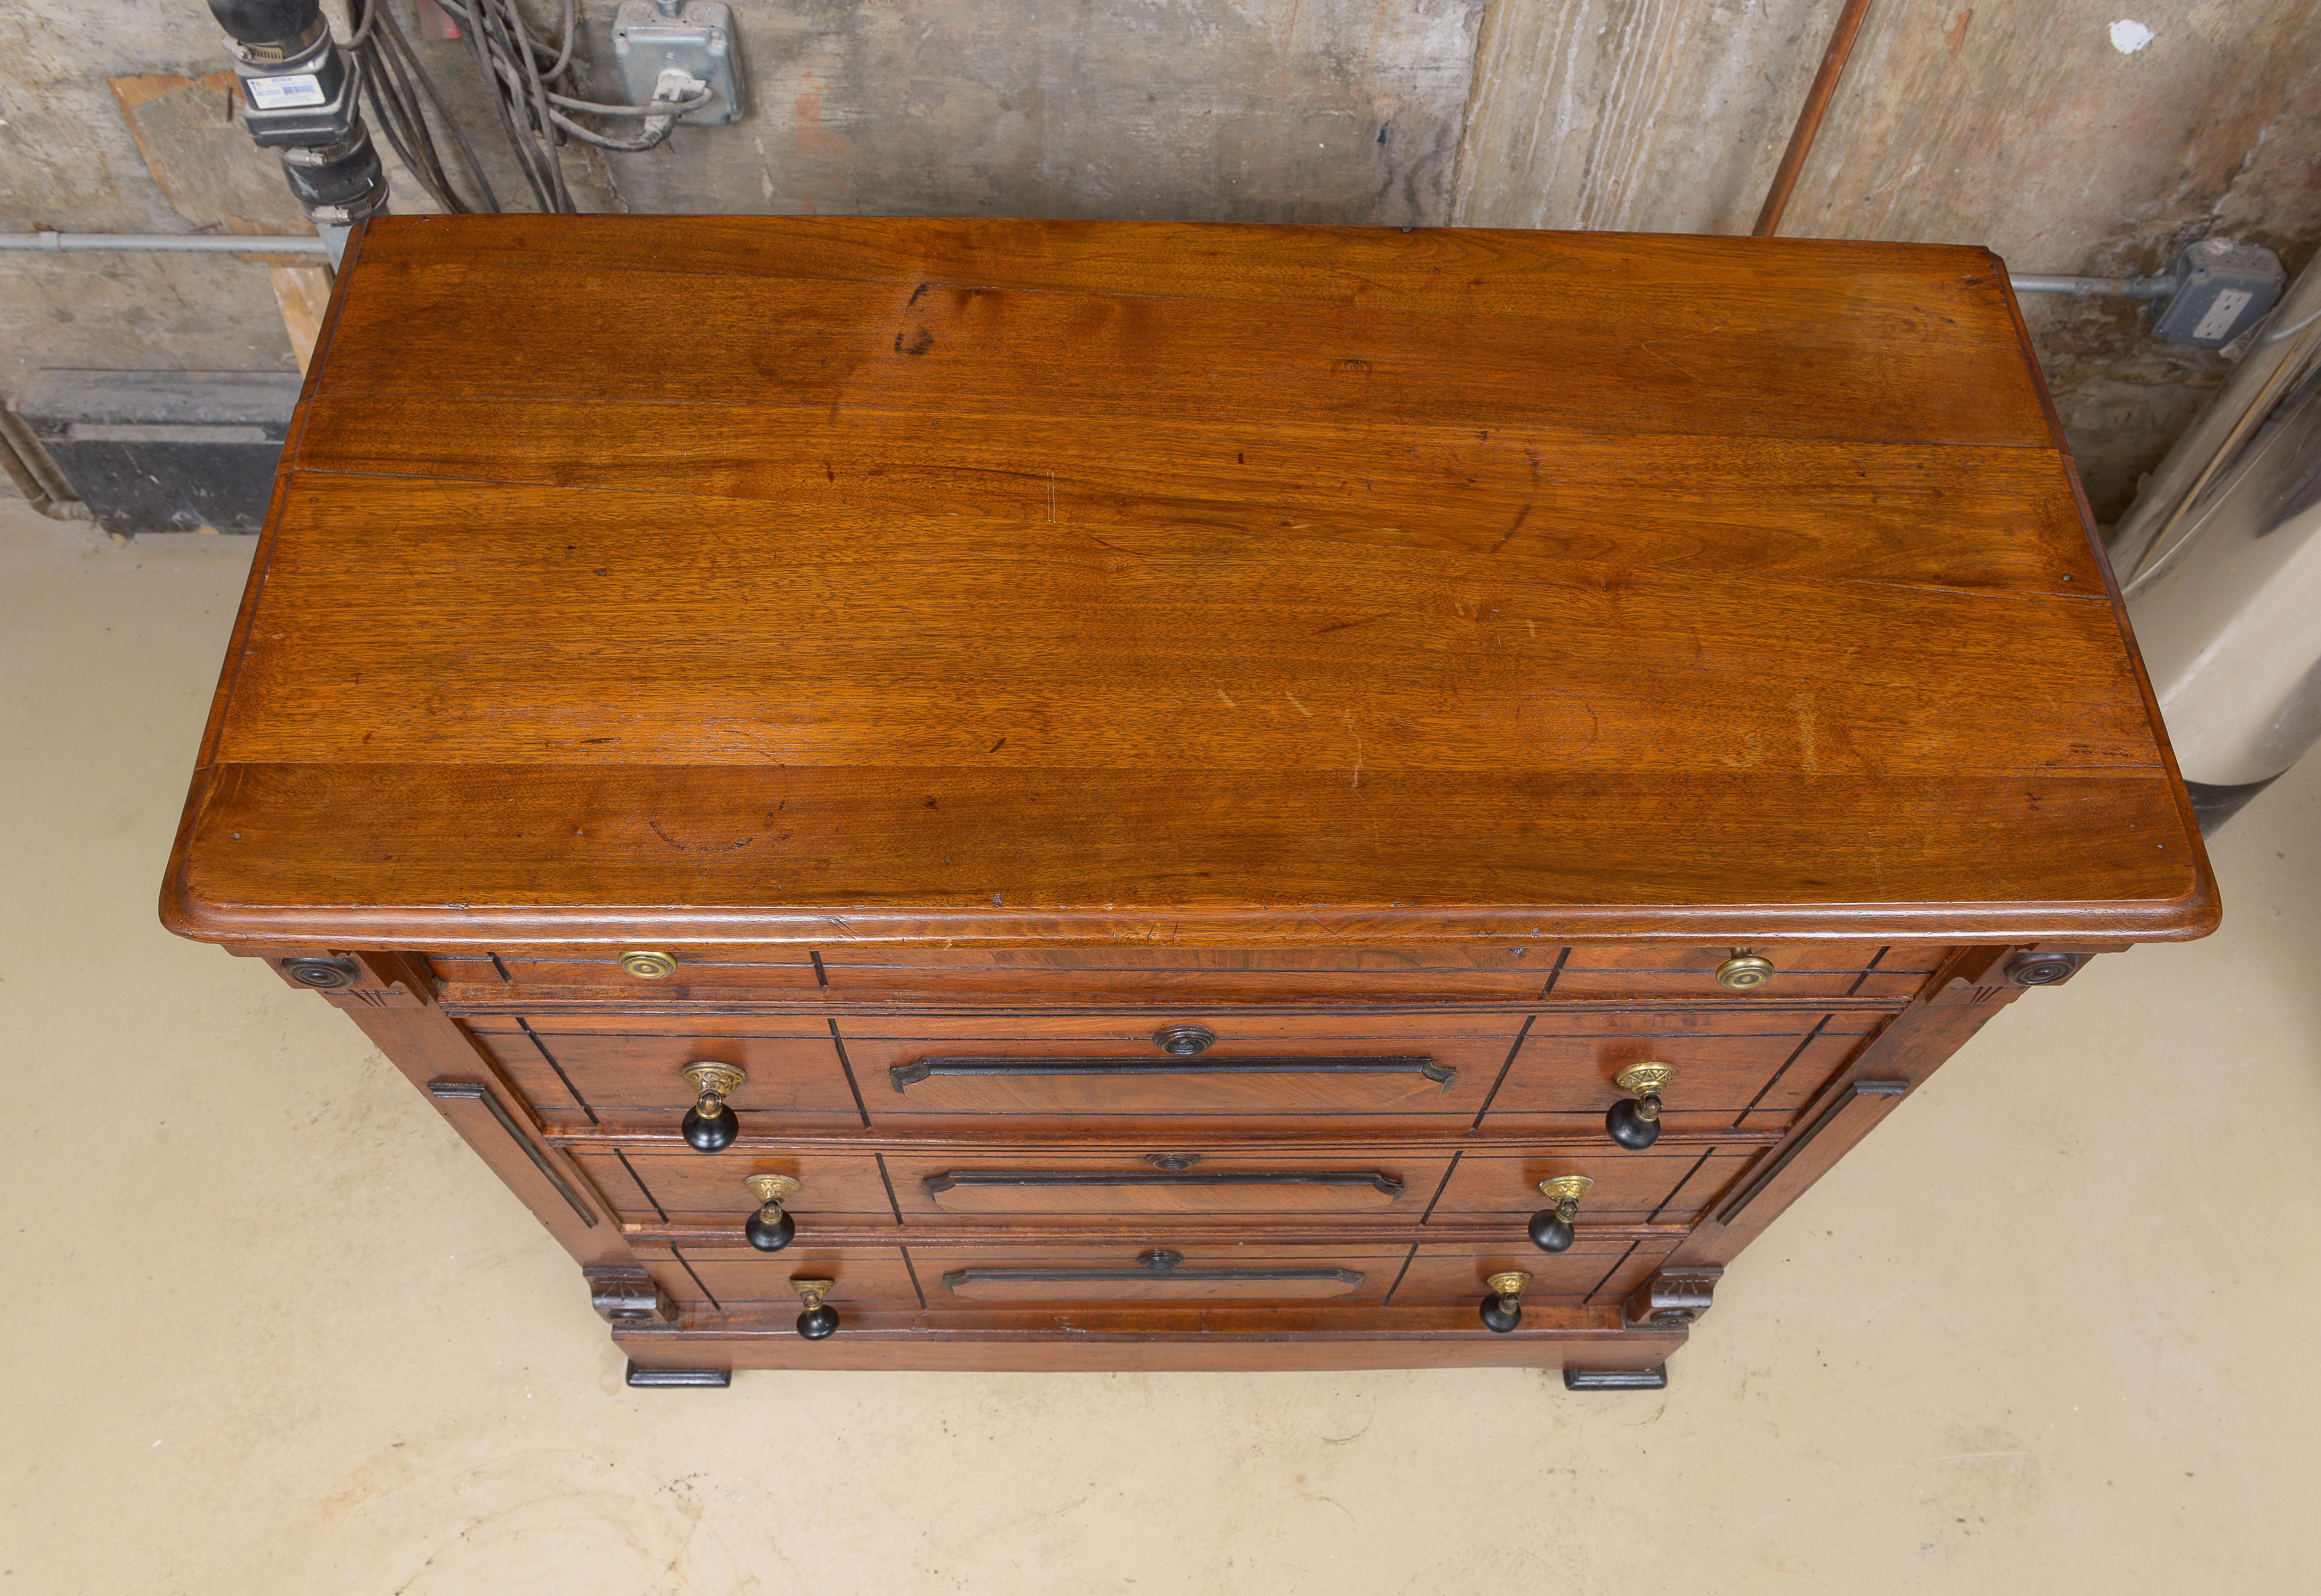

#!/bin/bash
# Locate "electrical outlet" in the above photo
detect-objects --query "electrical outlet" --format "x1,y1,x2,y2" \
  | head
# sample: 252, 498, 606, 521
2153, 238, 2287, 348
611, 0, 745, 126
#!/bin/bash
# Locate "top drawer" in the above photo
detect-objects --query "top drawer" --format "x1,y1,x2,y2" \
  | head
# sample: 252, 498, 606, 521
428, 942, 1940, 1006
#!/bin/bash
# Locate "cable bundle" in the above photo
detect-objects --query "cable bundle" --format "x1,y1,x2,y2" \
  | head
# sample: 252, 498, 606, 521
343, 0, 715, 214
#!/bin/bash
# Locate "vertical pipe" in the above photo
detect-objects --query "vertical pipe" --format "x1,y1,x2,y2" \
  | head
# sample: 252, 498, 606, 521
1753, 0, 1877, 238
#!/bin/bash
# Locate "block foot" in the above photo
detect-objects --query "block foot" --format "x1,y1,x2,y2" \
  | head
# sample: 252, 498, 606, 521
1562, 1365, 1668, 1391
625, 1361, 731, 1388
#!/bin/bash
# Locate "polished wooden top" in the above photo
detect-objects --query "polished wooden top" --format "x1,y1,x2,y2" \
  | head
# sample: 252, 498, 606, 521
164, 215, 2215, 947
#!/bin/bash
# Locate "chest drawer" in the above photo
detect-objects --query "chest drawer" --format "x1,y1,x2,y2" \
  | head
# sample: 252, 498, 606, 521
846, 1011, 1521, 1123
1389, 1241, 1681, 1306
1549, 943, 1939, 1001
635, 1245, 923, 1312
913, 1242, 1407, 1305
573, 1150, 896, 1226
1480, 1007, 1889, 1134
466, 1013, 864, 1130
885, 1151, 1453, 1223
1428, 1149, 1759, 1225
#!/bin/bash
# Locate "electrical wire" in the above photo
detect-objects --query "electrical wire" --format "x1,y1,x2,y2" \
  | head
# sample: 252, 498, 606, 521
432, 0, 718, 210
336, 0, 716, 216
344, 0, 497, 213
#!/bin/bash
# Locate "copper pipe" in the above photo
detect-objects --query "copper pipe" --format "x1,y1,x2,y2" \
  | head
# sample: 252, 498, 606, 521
1753, 0, 1877, 237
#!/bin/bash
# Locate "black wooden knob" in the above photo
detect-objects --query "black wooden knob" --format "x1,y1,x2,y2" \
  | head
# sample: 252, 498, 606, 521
1606, 1095, 1662, 1149
683, 1103, 738, 1151
745, 1206, 795, 1251
1529, 1208, 1576, 1252
1154, 1024, 1216, 1056
1479, 1272, 1528, 1333
793, 1278, 839, 1339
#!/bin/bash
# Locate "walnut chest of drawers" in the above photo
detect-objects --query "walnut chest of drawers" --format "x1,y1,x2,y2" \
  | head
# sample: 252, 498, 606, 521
162, 214, 2217, 1387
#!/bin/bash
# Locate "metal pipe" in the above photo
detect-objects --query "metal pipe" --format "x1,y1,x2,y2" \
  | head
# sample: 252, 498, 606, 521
1753, 0, 1877, 237
2110, 250, 2321, 583
0, 408, 92, 522
2009, 274, 2178, 299
0, 231, 328, 254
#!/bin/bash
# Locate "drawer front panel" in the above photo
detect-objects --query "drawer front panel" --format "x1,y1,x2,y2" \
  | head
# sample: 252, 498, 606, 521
431, 948, 822, 998
816, 946, 1559, 1004
912, 1242, 1406, 1305
638, 1245, 923, 1310
577, 1151, 896, 1225
1550, 943, 1940, 1002
1392, 1242, 1680, 1306
466, 1015, 864, 1129
849, 1013, 1517, 1120
886, 1153, 1454, 1222
1480, 1008, 1886, 1133
1428, 1150, 1760, 1225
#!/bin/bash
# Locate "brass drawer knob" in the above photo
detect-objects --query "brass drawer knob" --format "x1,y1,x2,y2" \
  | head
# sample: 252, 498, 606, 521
1530, 1175, 1594, 1253
1607, 1062, 1677, 1150
681, 1062, 746, 1151
618, 950, 677, 980
1480, 1269, 1530, 1333
1153, 1024, 1217, 1056
793, 1276, 839, 1340
1715, 950, 1774, 990
744, 1173, 800, 1252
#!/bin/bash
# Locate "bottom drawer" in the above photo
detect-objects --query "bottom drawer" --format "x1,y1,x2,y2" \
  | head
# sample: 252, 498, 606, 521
1390, 1242, 1679, 1307
913, 1242, 1408, 1305
635, 1245, 921, 1313
633, 1240, 1683, 1318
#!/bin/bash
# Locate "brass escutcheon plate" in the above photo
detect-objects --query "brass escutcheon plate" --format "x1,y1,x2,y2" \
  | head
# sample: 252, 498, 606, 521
1536, 1175, 1595, 1203
1613, 1062, 1677, 1096
744, 1173, 801, 1205
790, 1276, 835, 1302
1485, 1270, 1532, 1297
682, 1061, 747, 1099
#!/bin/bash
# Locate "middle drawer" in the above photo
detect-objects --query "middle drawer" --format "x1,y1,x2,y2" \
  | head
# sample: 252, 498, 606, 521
887, 1150, 1456, 1223
847, 1012, 1519, 1123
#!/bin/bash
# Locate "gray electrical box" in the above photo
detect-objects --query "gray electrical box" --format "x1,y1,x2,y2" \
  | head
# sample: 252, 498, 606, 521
611, 0, 745, 125
2154, 238, 2287, 348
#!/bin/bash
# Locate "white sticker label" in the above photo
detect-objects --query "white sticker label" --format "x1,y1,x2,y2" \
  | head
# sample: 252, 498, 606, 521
248, 74, 326, 110
2191, 287, 2253, 343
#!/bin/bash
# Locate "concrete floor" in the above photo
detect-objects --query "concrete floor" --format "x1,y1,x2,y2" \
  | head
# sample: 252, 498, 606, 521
3, 496, 2315, 1593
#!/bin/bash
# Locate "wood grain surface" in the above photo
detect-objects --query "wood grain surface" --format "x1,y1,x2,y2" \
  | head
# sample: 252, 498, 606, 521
164, 215, 2215, 948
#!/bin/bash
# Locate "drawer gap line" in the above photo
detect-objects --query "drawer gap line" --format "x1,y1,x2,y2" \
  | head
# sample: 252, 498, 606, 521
1536, 944, 1572, 999
1729, 1014, 1836, 1128
826, 1018, 872, 1127
1584, 1241, 1642, 1302
1469, 1015, 1539, 1129
1845, 946, 1891, 996
1647, 1147, 1718, 1224
899, 1245, 928, 1309
614, 1147, 669, 1222
516, 1016, 597, 1124
670, 1245, 722, 1311
873, 1152, 906, 1225
1418, 1151, 1463, 1223
1381, 1242, 1419, 1305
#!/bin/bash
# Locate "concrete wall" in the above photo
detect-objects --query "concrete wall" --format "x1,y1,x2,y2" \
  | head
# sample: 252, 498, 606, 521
5, 0, 2316, 523
1457, 0, 2321, 520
